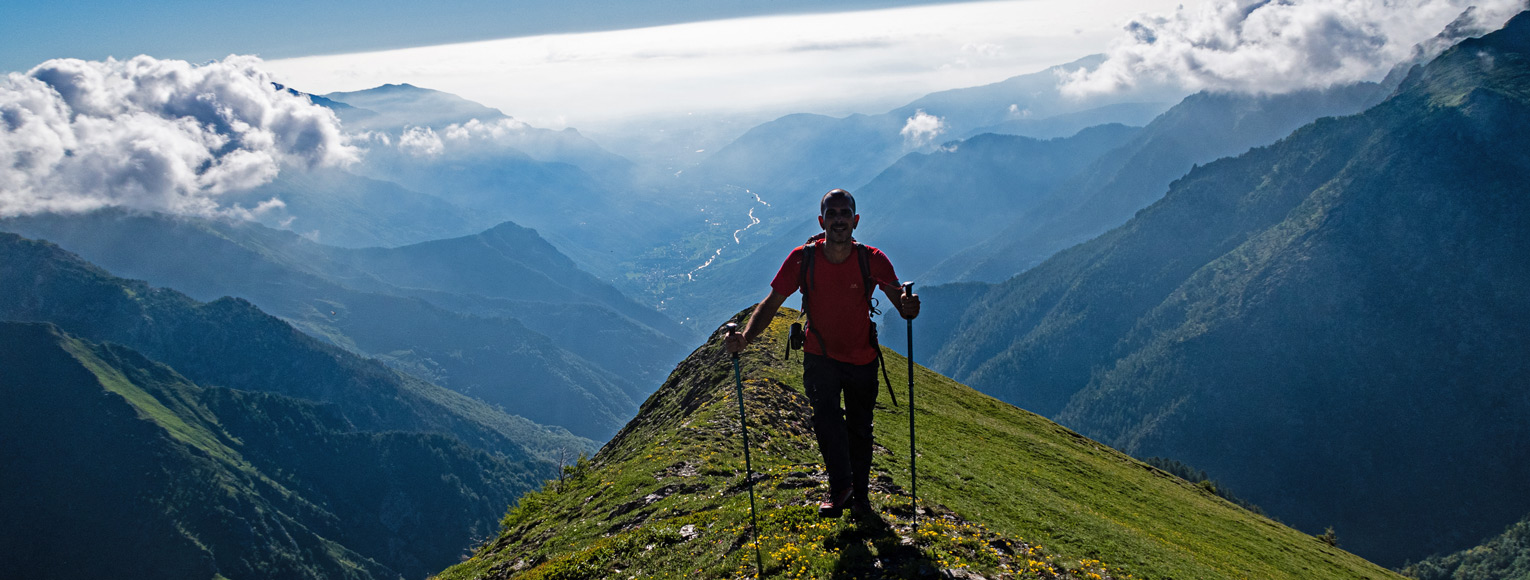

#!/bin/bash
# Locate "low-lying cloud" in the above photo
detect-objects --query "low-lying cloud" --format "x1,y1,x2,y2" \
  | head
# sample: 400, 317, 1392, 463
0, 55, 357, 218
901, 110, 945, 147
1061, 0, 1528, 96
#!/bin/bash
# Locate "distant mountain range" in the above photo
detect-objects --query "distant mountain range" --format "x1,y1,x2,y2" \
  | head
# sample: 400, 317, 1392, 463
683, 55, 1184, 201
903, 11, 1530, 566
325, 83, 512, 131
665, 78, 1389, 332
0, 212, 684, 439
277, 83, 674, 282
0, 232, 594, 579
921, 82, 1390, 284
853, 124, 1142, 280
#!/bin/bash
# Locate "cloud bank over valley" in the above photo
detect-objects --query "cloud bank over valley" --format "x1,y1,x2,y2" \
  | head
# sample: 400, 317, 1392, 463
0, 55, 356, 218
1062, 0, 1529, 95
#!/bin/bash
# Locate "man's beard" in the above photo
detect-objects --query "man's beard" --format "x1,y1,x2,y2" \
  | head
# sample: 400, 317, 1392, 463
826, 223, 853, 243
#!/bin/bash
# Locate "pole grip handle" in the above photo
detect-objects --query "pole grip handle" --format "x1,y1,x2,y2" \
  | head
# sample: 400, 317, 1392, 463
902, 281, 914, 296
725, 323, 740, 360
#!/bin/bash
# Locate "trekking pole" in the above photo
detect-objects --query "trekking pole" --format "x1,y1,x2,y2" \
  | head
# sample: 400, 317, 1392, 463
726, 323, 766, 577
903, 282, 918, 534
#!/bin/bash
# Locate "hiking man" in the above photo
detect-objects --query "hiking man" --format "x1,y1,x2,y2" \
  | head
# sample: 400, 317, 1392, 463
724, 188, 920, 519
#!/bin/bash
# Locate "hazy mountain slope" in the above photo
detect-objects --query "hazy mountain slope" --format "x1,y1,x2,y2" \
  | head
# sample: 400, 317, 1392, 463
324, 83, 634, 181
688, 112, 908, 197
659, 61, 1374, 331
333, 220, 687, 343
228, 165, 480, 248
924, 82, 1390, 284
0, 322, 533, 580
312, 83, 670, 280
960, 101, 1172, 140
916, 12, 1530, 566
325, 220, 692, 385
852, 124, 1141, 279
687, 55, 1183, 200
889, 54, 1185, 136
654, 125, 1140, 335
360, 144, 680, 278
0, 231, 593, 458
1402, 512, 1530, 580
436, 308, 1400, 580
325, 83, 510, 130
0, 214, 655, 438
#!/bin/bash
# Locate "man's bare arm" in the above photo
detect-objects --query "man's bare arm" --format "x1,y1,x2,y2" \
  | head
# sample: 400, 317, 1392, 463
725, 291, 789, 353
880, 282, 919, 320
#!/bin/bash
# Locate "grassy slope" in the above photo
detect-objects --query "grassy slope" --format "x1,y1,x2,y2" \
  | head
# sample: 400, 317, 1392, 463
0, 322, 392, 580
437, 308, 1397, 580
3, 320, 567, 579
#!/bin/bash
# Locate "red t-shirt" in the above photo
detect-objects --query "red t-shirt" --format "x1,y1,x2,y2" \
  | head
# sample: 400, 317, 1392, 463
771, 243, 899, 365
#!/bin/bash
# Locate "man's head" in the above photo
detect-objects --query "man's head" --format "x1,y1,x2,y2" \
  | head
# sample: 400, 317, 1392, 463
820, 188, 856, 216
818, 188, 859, 244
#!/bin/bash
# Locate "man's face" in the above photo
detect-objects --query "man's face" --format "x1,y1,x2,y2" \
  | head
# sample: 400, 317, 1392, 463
818, 200, 859, 243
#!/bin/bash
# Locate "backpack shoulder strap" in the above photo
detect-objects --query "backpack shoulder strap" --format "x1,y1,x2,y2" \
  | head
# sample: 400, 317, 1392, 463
855, 243, 873, 302
799, 242, 816, 294
798, 242, 830, 355
854, 243, 881, 316
854, 243, 899, 406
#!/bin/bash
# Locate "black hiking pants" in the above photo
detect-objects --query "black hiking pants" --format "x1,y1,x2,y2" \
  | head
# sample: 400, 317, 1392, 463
802, 352, 878, 501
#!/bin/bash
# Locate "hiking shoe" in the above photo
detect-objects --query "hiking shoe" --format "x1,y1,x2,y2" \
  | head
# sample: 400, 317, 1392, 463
818, 488, 854, 518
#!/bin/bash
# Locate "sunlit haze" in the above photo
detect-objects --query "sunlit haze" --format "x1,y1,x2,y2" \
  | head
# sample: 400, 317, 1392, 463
263, 0, 1182, 129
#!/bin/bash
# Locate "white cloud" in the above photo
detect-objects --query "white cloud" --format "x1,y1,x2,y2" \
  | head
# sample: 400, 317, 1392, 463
0, 54, 357, 218
392, 118, 538, 157
901, 109, 945, 146
440, 117, 531, 142
1061, 0, 1529, 96
397, 125, 445, 157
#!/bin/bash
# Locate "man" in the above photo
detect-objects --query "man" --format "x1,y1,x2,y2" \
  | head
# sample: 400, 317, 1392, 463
724, 188, 919, 519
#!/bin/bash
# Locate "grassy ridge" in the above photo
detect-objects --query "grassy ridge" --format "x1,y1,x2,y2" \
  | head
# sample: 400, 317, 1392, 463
438, 308, 1398, 579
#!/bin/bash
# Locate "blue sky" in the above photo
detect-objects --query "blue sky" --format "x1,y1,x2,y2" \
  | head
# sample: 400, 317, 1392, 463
0, 0, 983, 74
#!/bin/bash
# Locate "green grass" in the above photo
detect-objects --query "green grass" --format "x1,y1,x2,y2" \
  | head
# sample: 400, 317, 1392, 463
437, 308, 1400, 580
60, 334, 247, 469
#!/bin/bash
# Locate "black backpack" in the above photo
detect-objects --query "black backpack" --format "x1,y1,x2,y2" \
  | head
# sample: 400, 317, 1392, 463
791, 240, 898, 406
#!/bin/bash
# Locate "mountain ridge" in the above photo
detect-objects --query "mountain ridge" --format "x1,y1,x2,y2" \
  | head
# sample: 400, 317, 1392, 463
0, 320, 536, 579
0, 212, 676, 438
911, 10, 1530, 565
433, 307, 1401, 580
0, 230, 594, 457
